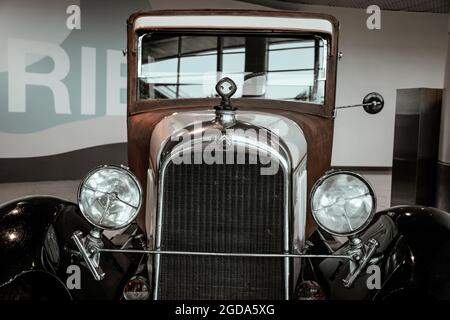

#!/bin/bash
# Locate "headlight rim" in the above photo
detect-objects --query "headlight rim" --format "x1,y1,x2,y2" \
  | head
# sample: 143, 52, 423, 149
309, 170, 377, 237
77, 164, 143, 230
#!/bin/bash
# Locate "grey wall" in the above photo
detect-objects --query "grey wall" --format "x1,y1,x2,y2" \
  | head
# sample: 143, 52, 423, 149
439, 14, 450, 164
436, 12, 450, 211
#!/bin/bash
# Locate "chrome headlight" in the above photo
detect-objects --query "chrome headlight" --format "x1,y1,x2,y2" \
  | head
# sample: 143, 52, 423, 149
310, 171, 376, 236
78, 165, 142, 230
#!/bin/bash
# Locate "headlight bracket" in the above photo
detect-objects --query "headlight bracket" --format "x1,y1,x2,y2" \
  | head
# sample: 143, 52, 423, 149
343, 238, 379, 288
71, 229, 105, 281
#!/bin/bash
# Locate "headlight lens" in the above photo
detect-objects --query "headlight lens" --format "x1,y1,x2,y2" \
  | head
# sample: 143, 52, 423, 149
310, 171, 376, 236
78, 165, 142, 230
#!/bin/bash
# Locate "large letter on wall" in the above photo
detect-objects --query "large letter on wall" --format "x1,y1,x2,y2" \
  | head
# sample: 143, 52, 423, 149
8, 38, 71, 114
81, 47, 96, 115
106, 49, 126, 115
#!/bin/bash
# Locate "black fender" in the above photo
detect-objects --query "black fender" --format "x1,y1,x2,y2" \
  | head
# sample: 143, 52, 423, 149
312, 205, 450, 300
0, 196, 137, 300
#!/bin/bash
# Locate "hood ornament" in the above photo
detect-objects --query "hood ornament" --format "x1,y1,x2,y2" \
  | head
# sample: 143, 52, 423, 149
215, 77, 237, 124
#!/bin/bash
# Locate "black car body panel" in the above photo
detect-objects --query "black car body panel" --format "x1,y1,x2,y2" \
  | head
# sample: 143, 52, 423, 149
0, 196, 136, 300
314, 206, 450, 300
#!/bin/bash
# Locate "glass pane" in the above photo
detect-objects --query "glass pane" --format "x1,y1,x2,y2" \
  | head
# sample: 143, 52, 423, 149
138, 33, 328, 104
223, 50, 245, 73
268, 40, 315, 71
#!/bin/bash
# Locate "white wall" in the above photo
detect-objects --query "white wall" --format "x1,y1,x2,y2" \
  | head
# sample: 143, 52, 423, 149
307, 5, 448, 167
151, 0, 449, 167
149, 0, 267, 10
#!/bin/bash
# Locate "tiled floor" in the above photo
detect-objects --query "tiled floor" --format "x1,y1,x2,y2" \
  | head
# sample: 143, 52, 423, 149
0, 171, 392, 210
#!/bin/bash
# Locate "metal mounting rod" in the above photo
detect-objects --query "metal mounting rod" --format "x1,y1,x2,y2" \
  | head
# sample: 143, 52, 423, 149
335, 101, 381, 110
98, 247, 353, 260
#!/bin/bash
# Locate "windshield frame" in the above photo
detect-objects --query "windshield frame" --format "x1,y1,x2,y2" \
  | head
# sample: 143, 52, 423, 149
127, 9, 339, 118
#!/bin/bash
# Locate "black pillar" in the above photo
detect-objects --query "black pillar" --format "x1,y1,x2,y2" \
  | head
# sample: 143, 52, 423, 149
391, 88, 442, 207
244, 37, 268, 74
242, 37, 268, 97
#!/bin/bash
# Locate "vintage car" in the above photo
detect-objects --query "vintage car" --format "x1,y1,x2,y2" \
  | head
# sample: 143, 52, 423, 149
1, 9, 450, 300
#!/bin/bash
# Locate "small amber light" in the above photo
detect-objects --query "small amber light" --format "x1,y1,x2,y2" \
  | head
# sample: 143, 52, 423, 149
123, 276, 150, 300
297, 280, 326, 300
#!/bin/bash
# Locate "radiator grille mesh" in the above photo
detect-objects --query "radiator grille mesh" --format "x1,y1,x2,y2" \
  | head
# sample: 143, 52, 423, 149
157, 162, 285, 299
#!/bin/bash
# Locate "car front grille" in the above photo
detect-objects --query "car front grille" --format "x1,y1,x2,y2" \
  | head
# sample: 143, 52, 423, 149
156, 161, 285, 299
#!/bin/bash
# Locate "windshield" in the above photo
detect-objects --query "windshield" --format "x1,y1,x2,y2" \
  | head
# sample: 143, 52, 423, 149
138, 31, 328, 105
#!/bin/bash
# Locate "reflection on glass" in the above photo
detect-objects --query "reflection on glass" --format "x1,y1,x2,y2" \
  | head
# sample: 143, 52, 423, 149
138, 33, 328, 104
312, 174, 374, 235
79, 168, 141, 229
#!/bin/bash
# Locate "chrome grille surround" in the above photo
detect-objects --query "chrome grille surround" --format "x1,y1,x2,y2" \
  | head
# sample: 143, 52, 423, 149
146, 110, 308, 300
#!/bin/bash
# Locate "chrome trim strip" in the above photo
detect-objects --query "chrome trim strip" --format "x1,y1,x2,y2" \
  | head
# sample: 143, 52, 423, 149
283, 166, 290, 300
292, 159, 307, 290
153, 162, 165, 300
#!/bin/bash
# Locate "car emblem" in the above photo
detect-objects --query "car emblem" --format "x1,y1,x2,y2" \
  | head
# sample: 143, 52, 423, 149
216, 132, 233, 148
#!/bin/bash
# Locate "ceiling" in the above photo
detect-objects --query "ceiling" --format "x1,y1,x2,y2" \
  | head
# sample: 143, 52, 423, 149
247, 0, 450, 13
